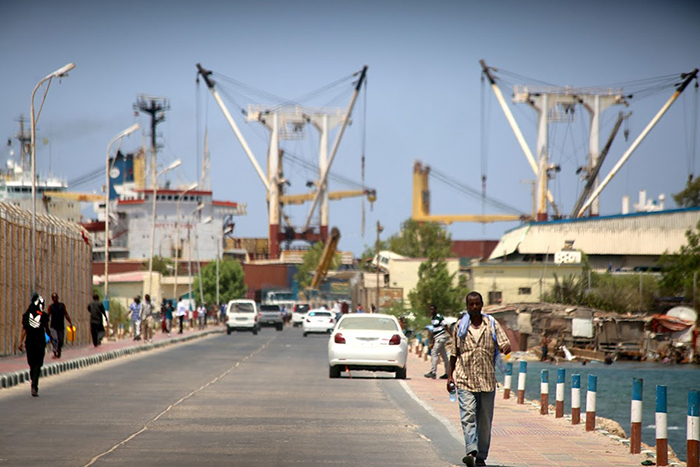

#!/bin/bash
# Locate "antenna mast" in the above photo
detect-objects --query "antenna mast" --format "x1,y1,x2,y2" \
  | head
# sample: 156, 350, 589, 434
133, 95, 170, 188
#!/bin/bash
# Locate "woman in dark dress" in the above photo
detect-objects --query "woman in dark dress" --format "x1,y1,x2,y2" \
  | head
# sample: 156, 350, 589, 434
18, 293, 50, 397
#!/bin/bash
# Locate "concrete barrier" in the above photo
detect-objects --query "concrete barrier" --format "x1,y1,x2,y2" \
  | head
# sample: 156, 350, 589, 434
555, 368, 565, 418
586, 374, 597, 432
572, 374, 581, 425
540, 370, 549, 415
630, 378, 643, 454
689, 390, 699, 467
656, 385, 668, 466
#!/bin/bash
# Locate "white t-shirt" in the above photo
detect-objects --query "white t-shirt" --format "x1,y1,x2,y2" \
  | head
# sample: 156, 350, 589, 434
176, 301, 187, 317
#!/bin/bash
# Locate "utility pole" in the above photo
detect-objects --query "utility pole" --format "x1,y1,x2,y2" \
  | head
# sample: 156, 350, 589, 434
375, 221, 383, 313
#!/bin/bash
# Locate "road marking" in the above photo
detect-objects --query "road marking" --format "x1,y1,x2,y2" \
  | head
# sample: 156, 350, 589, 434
398, 380, 463, 443
83, 337, 276, 467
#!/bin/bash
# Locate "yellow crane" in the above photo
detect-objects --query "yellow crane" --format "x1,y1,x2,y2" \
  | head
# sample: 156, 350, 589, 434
280, 189, 376, 206
43, 191, 104, 202
311, 227, 341, 289
412, 161, 527, 224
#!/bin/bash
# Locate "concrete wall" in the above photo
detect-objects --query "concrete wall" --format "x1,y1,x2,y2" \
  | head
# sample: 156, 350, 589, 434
469, 262, 584, 305
386, 257, 461, 305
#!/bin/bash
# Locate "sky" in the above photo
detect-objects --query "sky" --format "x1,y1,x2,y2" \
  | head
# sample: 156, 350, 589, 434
1, 0, 699, 256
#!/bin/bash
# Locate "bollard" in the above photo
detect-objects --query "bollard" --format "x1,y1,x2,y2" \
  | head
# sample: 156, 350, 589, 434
631, 378, 643, 454
656, 385, 668, 466
503, 362, 513, 399
517, 361, 527, 404
556, 368, 565, 418
572, 374, 582, 424
586, 374, 597, 431
540, 370, 549, 415
689, 390, 699, 467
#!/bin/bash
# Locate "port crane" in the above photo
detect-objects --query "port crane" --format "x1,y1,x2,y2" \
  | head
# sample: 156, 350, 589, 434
196, 63, 370, 258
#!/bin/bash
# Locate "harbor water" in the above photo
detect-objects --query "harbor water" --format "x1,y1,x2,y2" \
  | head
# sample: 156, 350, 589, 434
499, 360, 700, 462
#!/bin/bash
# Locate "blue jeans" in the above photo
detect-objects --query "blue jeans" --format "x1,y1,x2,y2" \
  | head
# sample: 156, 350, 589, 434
457, 388, 495, 460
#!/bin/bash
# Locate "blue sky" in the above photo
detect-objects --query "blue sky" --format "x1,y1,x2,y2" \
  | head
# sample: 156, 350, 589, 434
1, 0, 699, 255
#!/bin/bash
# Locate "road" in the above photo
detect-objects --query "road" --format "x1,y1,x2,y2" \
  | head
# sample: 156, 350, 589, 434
0, 327, 463, 466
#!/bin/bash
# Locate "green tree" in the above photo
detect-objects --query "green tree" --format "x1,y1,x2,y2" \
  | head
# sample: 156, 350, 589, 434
387, 219, 452, 258
659, 219, 700, 304
408, 259, 468, 316
294, 242, 340, 289
144, 255, 175, 276
673, 176, 700, 208
192, 259, 246, 306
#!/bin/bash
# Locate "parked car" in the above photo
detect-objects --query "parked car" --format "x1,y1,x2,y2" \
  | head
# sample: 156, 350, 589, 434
259, 304, 284, 331
226, 299, 259, 335
292, 303, 310, 327
328, 314, 408, 379
302, 309, 335, 336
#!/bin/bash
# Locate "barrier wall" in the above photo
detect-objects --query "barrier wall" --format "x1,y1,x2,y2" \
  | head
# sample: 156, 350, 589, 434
0, 202, 93, 356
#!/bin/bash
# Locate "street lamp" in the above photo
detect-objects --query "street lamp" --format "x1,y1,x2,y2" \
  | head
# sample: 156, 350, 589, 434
147, 159, 182, 298
172, 182, 199, 303
104, 123, 141, 300
375, 221, 383, 313
199, 216, 215, 310
30, 62, 76, 292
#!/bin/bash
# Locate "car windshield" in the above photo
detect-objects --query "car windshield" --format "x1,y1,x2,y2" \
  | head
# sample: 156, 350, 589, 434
308, 311, 331, 317
295, 305, 310, 313
338, 317, 399, 331
230, 302, 255, 313
260, 305, 280, 311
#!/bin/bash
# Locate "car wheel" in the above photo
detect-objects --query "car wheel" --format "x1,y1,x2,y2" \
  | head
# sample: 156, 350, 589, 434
276, 324, 283, 331
252, 327, 258, 335
329, 365, 341, 378
303, 332, 308, 337
395, 366, 407, 380
226, 327, 232, 335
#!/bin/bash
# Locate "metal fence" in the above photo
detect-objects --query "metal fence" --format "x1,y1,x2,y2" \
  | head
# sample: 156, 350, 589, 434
0, 202, 93, 356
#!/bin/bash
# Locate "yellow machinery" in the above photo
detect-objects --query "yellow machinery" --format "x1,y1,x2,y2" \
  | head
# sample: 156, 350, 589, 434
412, 161, 525, 224
43, 191, 104, 202
280, 189, 376, 206
310, 227, 341, 289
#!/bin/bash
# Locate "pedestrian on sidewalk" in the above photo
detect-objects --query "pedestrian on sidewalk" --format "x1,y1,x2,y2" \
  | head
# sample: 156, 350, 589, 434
165, 300, 174, 336
18, 293, 50, 397
447, 291, 511, 467
176, 298, 187, 334
129, 296, 142, 341
197, 302, 206, 329
141, 294, 154, 343
87, 294, 108, 347
424, 304, 450, 380
160, 298, 168, 334
48, 293, 73, 359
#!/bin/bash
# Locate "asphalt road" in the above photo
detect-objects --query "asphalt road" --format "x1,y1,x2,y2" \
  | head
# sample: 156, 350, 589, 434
0, 327, 463, 466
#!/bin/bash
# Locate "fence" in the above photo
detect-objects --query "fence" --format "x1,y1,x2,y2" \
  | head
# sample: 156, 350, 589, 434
0, 202, 93, 356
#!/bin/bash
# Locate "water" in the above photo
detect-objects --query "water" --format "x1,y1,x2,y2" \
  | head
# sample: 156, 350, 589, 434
498, 360, 700, 462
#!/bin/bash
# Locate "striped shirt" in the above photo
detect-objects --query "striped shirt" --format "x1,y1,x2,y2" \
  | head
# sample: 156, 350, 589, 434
448, 314, 511, 392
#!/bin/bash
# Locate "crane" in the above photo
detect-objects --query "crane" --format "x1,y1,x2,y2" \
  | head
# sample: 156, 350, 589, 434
412, 161, 527, 224
310, 227, 341, 289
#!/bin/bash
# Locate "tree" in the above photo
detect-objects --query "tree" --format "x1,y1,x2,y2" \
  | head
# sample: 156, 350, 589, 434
294, 242, 340, 289
192, 259, 246, 306
388, 219, 452, 258
145, 255, 175, 276
407, 259, 468, 316
659, 219, 700, 303
673, 176, 700, 208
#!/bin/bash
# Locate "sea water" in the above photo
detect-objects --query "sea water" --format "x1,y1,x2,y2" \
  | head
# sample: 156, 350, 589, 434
499, 360, 700, 462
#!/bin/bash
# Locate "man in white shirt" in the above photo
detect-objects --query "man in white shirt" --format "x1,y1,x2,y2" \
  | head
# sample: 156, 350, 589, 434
176, 299, 187, 334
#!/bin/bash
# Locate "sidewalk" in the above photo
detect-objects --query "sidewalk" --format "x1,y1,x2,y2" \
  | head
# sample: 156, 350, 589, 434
0, 324, 223, 389
404, 349, 673, 467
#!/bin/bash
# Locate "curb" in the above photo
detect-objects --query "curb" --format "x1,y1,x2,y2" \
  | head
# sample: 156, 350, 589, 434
0, 329, 223, 391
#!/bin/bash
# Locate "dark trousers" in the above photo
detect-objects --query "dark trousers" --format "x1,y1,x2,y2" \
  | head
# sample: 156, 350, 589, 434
26, 345, 45, 390
51, 328, 65, 358
90, 323, 104, 347
178, 316, 184, 333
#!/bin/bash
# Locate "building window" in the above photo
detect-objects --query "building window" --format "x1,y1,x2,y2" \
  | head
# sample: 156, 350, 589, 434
488, 291, 502, 305
518, 287, 531, 295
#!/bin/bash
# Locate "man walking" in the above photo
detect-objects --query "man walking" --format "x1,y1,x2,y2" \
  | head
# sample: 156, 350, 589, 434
87, 294, 108, 347
447, 292, 511, 467
176, 298, 187, 334
48, 293, 73, 359
129, 296, 142, 340
141, 294, 154, 343
424, 304, 450, 379
18, 294, 50, 397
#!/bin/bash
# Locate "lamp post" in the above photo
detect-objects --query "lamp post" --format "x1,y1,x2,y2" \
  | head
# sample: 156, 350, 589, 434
172, 182, 199, 303
375, 221, 383, 313
104, 123, 141, 300
148, 159, 182, 298
30, 62, 75, 292
199, 216, 214, 310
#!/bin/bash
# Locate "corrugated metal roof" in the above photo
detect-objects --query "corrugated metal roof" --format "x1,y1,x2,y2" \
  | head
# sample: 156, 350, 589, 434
490, 208, 700, 259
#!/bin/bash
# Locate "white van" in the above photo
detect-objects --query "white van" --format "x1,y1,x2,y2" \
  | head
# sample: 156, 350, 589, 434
226, 299, 259, 335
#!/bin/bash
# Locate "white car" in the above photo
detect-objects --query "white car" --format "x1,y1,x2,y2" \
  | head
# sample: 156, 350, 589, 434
292, 303, 311, 327
226, 299, 259, 335
328, 314, 408, 379
302, 309, 335, 336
